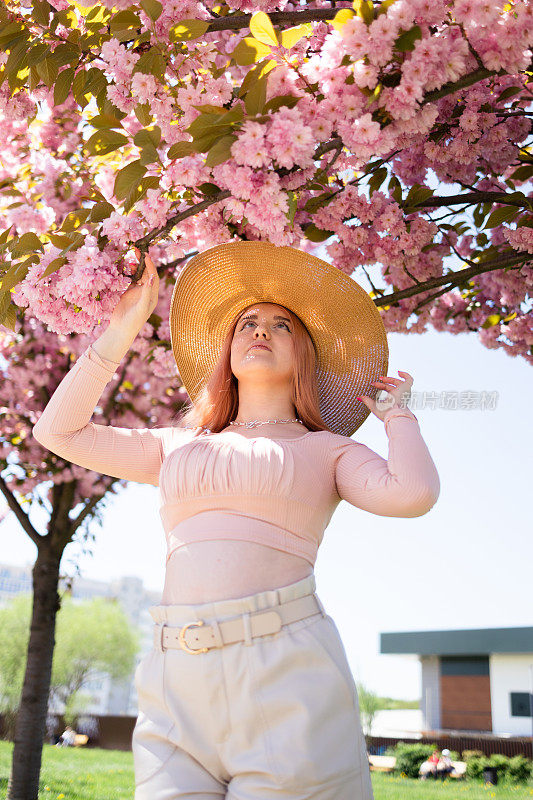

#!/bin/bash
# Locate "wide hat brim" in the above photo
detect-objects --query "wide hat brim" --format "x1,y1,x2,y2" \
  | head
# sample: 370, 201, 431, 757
169, 241, 388, 437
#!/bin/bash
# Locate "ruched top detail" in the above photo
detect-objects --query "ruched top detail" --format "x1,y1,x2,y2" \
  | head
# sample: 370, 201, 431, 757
31, 344, 441, 568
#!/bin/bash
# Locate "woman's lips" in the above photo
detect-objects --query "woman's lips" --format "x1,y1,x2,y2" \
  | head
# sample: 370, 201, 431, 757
248, 344, 271, 351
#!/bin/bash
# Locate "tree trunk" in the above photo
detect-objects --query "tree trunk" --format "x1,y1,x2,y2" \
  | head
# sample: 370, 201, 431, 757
7, 546, 61, 800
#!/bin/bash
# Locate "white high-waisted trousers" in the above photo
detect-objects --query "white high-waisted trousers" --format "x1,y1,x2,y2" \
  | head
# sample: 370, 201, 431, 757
132, 572, 374, 800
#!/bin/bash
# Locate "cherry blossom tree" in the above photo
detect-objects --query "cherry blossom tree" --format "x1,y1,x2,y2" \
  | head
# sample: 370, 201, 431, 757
0, 0, 532, 796
0, 288, 186, 799
0, 1, 531, 360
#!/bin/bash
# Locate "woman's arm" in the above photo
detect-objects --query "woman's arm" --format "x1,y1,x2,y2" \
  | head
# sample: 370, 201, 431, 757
32, 342, 176, 487
333, 406, 441, 516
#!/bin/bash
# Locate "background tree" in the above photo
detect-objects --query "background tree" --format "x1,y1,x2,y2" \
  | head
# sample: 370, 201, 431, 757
0, 1, 532, 798
0, 593, 139, 739
356, 681, 382, 741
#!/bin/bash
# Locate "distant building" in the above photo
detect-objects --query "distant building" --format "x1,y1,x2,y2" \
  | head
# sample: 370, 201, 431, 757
0, 562, 160, 716
380, 626, 533, 737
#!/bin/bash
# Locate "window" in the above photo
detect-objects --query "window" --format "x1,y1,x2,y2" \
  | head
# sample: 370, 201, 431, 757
510, 692, 532, 717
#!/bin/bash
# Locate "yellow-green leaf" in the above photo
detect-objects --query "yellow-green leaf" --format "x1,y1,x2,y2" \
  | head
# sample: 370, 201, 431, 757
85, 129, 129, 156
304, 223, 334, 242
353, 0, 374, 24
89, 201, 115, 223
244, 73, 268, 116
238, 58, 277, 97
167, 140, 196, 159
54, 65, 75, 105
328, 8, 355, 33
249, 11, 278, 47
263, 94, 300, 114
231, 37, 272, 66
279, 23, 313, 50
169, 19, 210, 41
9, 232, 44, 260
140, 0, 162, 22
35, 56, 58, 87
32, 0, 50, 27
134, 102, 152, 126
60, 209, 91, 232
205, 134, 237, 167
114, 159, 146, 201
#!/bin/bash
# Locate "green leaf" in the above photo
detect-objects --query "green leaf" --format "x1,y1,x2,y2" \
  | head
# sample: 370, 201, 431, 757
509, 165, 533, 182
197, 182, 222, 196
238, 58, 277, 97
0, 296, 18, 331
88, 112, 123, 129
134, 48, 166, 81
123, 175, 159, 213
231, 37, 272, 66
304, 223, 334, 242
0, 261, 31, 293
244, 73, 268, 116
404, 184, 434, 209
388, 175, 402, 204
9, 232, 44, 260
114, 159, 147, 202
32, 0, 51, 27
169, 19, 210, 41
279, 23, 313, 49
88, 201, 115, 223
59, 209, 91, 232
249, 11, 278, 47
54, 65, 75, 105
395, 25, 422, 52
140, 0, 162, 21
35, 56, 58, 87
205, 134, 237, 167
285, 190, 298, 225
134, 126, 162, 165
368, 166, 388, 196
167, 140, 196, 159
85, 129, 129, 156
134, 102, 152, 126
496, 86, 522, 103
304, 192, 336, 214
263, 94, 300, 114
484, 206, 521, 229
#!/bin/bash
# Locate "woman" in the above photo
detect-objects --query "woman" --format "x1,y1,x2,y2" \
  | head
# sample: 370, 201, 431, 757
33, 241, 440, 799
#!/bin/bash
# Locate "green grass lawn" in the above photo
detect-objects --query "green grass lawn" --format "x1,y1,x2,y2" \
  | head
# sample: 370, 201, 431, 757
1, 741, 532, 799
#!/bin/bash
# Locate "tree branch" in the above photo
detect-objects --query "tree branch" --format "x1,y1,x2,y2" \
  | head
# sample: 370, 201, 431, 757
0, 474, 44, 547
373, 251, 531, 306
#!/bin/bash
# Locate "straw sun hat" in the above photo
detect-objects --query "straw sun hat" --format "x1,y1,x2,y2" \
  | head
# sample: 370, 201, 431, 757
168, 241, 389, 437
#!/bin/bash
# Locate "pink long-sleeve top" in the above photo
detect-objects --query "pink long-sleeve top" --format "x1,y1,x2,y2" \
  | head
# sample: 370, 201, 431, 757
32, 344, 441, 568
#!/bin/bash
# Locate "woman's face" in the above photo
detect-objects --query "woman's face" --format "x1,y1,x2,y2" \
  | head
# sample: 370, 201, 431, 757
230, 302, 296, 385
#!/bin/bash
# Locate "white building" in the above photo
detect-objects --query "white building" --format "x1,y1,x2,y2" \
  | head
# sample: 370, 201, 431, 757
0, 562, 160, 716
380, 626, 533, 737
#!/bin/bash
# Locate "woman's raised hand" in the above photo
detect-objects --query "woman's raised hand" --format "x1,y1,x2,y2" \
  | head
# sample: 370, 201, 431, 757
357, 371, 414, 421
108, 248, 160, 338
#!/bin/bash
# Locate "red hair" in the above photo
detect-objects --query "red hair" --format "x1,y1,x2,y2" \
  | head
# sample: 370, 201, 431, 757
175, 304, 333, 434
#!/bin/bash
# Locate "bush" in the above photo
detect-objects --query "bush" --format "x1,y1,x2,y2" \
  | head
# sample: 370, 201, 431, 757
463, 749, 485, 761
466, 756, 490, 780
393, 742, 437, 779
507, 755, 533, 784
487, 753, 510, 777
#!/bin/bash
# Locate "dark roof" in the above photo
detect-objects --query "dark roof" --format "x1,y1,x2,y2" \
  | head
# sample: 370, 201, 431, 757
380, 626, 533, 656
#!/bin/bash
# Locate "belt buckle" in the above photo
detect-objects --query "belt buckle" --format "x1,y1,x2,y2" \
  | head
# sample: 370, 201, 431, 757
179, 620, 209, 654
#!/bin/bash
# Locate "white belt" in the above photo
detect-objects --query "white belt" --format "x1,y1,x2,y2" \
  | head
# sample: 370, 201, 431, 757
153, 593, 325, 654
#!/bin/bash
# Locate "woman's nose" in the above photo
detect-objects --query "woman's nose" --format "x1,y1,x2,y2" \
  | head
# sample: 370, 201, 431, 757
254, 326, 269, 339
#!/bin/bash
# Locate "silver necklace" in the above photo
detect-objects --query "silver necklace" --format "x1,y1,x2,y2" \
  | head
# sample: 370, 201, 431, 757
229, 418, 303, 428
182, 418, 303, 434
